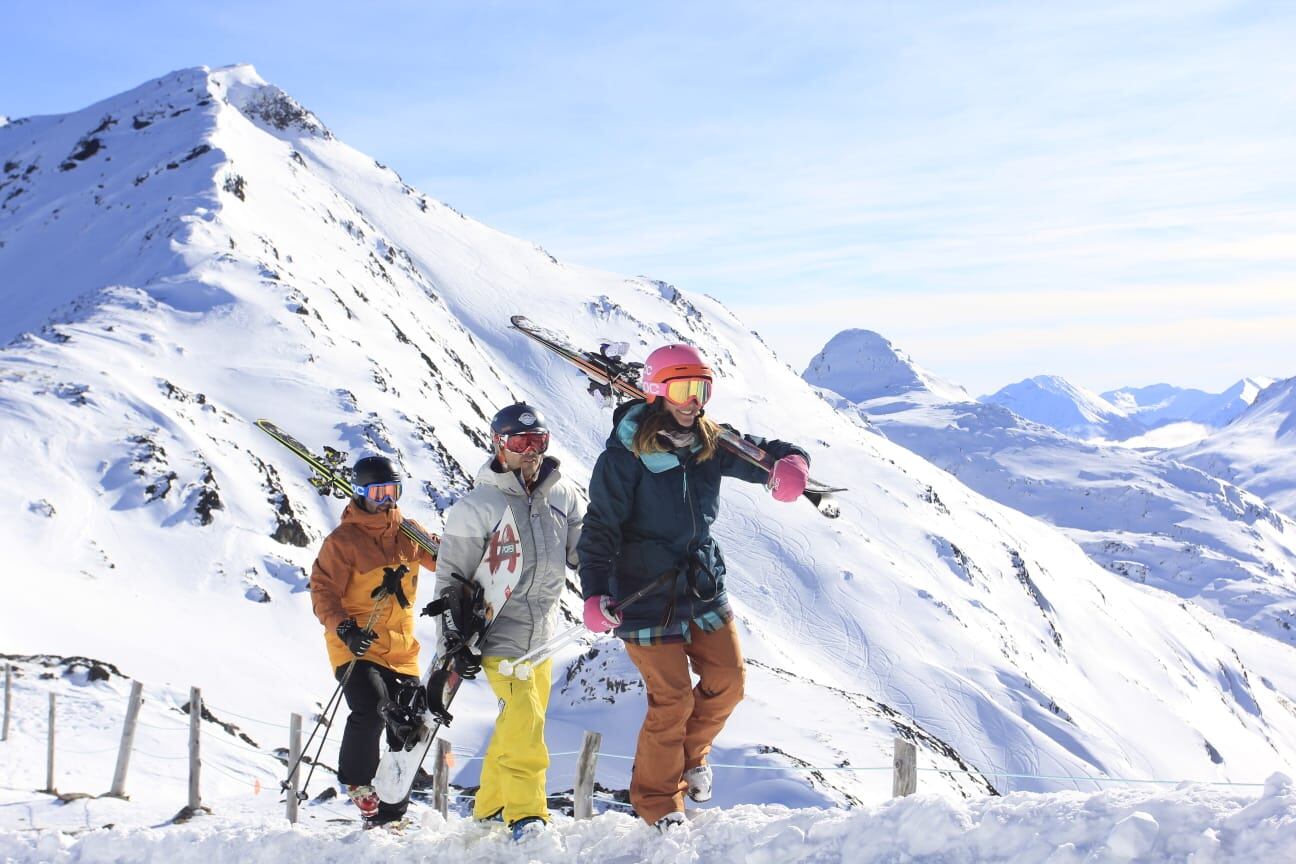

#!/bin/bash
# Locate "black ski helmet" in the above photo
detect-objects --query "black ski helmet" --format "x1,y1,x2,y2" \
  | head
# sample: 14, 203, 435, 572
490, 402, 548, 437
353, 455, 400, 487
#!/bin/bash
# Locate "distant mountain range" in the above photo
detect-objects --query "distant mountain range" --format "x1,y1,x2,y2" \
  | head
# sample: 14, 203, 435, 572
1105, 380, 1275, 429
982, 375, 1273, 442
804, 330, 1296, 642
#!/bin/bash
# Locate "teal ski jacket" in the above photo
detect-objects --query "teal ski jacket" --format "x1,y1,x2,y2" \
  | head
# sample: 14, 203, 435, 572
577, 400, 807, 632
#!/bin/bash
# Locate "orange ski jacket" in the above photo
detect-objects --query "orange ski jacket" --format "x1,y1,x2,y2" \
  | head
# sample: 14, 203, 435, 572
310, 501, 437, 675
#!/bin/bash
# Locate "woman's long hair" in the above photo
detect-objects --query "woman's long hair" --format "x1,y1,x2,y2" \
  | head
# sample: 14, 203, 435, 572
632, 404, 720, 462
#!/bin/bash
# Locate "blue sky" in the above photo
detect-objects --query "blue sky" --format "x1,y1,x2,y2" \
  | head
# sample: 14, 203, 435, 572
3, 1, 1293, 394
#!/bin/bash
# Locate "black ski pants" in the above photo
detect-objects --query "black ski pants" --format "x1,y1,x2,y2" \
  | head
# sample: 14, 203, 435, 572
336, 660, 416, 818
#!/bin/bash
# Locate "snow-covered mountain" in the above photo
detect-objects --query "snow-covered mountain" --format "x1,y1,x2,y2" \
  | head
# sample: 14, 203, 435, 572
1170, 377, 1296, 520
1104, 379, 1275, 431
6, 65, 1296, 834
804, 330, 1296, 643
802, 329, 968, 404
982, 376, 1143, 440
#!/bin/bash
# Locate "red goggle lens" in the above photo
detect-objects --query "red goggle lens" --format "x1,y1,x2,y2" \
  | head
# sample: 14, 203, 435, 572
499, 431, 550, 454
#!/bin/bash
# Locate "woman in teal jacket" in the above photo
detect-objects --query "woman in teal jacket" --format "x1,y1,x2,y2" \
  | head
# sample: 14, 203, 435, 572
577, 343, 808, 829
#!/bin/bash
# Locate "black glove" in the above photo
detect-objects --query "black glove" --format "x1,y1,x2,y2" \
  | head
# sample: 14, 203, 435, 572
452, 646, 482, 680
429, 578, 487, 679
336, 618, 377, 657
441, 604, 482, 680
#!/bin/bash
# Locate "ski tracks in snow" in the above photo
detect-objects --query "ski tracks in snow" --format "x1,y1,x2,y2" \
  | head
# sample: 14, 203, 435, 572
726, 504, 894, 701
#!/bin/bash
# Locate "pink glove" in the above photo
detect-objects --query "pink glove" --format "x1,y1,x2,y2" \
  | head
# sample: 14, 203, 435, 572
768, 455, 808, 502
583, 595, 622, 633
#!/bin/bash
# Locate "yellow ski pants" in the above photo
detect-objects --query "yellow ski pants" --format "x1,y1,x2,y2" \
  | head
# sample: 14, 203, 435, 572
472, 656, 553, 824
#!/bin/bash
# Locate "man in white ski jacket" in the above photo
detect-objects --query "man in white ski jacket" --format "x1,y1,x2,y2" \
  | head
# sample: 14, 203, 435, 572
434, 402, 584, 838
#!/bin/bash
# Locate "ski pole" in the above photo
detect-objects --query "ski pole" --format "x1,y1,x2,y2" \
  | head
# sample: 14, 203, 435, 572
281, 591, 391, 799
496, 626, 587, 680
498, 570, 675, 680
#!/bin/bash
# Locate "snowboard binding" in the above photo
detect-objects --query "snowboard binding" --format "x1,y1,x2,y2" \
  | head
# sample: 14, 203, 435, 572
419, 577, 489, 726
379, 679, 430, 752
425, 666, 458, 726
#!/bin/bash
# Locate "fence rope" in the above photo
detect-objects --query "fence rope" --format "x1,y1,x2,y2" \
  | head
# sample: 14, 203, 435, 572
592, 794, 635, 810
57, 745, 119, 756
10, 672, 1278, 795
132, 749, 190, 761
203, 702, 294, 730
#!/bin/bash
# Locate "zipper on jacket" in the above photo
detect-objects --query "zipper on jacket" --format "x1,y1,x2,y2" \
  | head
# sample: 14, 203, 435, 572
683, 461, 698, 622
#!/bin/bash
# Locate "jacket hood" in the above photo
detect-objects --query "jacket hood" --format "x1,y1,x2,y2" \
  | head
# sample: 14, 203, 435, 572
473, 455, 564, 496
609, 400, 701, 474
607, 398, 647, 450
340, 499, 403, 536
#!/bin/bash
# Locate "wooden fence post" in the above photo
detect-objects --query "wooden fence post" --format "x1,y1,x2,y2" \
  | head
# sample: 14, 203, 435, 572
188, 687, 202, 812
433, 738, 451, 818
2, 664, 11, 742
108, 681, 145, 798
44, 693, 57, 794
286, 713, 302, 824
892, 737, 917, 797
574, 730, 602, 819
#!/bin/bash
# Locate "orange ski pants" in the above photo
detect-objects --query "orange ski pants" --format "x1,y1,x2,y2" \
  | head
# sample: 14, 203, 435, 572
623, 620, 744, 823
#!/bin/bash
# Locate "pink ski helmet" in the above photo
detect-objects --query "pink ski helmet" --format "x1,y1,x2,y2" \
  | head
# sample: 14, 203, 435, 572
643, 343, 714, 404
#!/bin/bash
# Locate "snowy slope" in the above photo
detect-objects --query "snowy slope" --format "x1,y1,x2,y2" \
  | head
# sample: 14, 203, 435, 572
5, 65, 1296, 845
804, 331, 1296, 642
1171, 377, 1296, 520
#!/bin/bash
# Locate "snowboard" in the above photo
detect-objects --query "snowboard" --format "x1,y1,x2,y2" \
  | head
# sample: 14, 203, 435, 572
372, 503, 524, 804
509, 315, 844, 517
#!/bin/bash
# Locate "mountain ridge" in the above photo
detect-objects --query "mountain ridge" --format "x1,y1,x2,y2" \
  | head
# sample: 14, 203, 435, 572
1171, 376, 1296, 519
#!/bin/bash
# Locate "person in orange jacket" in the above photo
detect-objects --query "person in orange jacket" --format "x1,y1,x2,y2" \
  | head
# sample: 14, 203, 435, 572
310, 454, 436, 827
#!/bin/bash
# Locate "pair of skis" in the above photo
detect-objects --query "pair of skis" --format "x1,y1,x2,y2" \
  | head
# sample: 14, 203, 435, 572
509, 315, 843, 518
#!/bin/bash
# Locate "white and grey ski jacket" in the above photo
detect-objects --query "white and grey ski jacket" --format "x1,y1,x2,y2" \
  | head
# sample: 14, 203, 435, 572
434, 456, 584, 659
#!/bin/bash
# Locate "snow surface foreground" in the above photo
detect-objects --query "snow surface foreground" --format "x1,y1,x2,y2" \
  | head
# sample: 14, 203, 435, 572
3, 778, 1296, 864
7, 63, 1296, 831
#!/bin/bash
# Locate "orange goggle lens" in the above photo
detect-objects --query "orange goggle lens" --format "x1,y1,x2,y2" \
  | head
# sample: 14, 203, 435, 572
359, 481, 401, 503
663, 378, 711, 406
